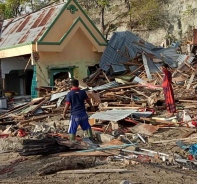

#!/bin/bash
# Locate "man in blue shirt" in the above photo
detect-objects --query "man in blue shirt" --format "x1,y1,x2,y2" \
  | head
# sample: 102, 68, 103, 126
63, 79, 94, 141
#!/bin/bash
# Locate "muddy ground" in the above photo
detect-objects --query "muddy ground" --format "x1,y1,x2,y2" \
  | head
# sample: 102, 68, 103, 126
0, 151, 197, 183
1, 127, 197, 184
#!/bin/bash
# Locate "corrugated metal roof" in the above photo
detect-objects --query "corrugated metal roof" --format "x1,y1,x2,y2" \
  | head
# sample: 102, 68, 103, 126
144, 55, 160, 73
0, 3, 64, 49
90, 109, 137, 121
90, 81, 119, 91
99, 31, 155, 72
100, 31, 184, 72
111, 64, 126, 73
176, 55, 194, 65
152, 47, 180, 67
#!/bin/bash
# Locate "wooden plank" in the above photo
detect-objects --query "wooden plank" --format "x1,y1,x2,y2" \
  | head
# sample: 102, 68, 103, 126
152, 136, 197, 144
182, 129, 196, 138
179, 100, 197, 103
24, 57, 31, 72
102, 71, 110, 83
41, 104, 57, 109
130, 88, 149, 98
89, 69, 101, 83
57, 169, 132, 174
183, 61, 195, 71
100, 106, 140, 110
30, 97, 50, 115
156, 72, 163, 81
140, 117, 175, 125
56, 151, 113, 157
18, 115, 48, 125
129, 65, 144, 76
186, 72, 195, 89
109, 85, 139, 91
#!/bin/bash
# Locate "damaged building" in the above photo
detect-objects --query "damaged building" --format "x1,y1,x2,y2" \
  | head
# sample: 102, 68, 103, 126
0, 0, 107, 98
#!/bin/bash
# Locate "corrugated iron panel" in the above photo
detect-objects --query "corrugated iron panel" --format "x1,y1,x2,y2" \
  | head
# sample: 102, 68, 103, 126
99, 31, 156, 72
100, 31, 185, 71
111, 64, 126, 73
34, 27, 47, 42
39, 7, 56, 27
90, 81, 119, 91
0, 3, 64, 49
90, 109, 137, 122
176, 55, 194, 65
31, 9, 47, 29
18, 30, 30, 44
152, 47, 178, 68
16, 16, 32, 32
8, 20, 23, 34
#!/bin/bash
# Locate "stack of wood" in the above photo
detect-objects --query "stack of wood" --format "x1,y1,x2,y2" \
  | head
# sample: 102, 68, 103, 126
52, 79, 71, 93
84, 68, 112, 87
81, 58, 197, 113
37, 79, 71, 95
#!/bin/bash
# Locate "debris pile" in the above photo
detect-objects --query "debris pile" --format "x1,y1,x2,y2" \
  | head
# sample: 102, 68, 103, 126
1, 31, 197, 178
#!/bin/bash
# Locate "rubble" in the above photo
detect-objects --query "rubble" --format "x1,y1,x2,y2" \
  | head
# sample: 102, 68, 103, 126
1, 31, 197, 182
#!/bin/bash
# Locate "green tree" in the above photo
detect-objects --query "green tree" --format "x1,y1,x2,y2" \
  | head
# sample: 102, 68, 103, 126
128, 0, 166, 30
0, 0, 29, 19
28, 0, 55, 12
95, 0, 110, 34
0, 0, 55, 19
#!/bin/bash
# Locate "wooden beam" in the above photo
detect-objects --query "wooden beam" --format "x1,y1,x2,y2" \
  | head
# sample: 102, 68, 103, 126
100, 106, 140, 110
18, 115, 48, 123
57, 169, 132, 174
30, 97, 50, 115
24, 57, 31, 72
152, 136, 197, 144
186, 72, 195, 89
102, 71, 110, 83
55, 151, 113, 157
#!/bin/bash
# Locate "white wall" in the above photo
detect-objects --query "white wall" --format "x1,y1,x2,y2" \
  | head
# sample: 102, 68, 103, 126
1, 57, 33, 78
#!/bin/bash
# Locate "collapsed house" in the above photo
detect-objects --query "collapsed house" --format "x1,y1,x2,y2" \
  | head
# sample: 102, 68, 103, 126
1, 20, 197, 179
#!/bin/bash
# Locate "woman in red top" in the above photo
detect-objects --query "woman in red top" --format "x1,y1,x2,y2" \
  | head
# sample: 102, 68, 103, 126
161, 63, 176, 117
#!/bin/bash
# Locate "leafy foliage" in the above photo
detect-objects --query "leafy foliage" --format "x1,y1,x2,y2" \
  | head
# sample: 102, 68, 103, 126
0, 0, 54, 19
128, 0, 166, 30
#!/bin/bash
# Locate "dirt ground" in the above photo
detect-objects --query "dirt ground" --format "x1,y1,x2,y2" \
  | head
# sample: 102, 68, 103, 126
0, 151, 197, 184
0, 127, 197, 184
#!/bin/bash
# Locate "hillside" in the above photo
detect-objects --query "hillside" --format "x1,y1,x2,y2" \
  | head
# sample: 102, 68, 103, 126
79, 0, 197, 47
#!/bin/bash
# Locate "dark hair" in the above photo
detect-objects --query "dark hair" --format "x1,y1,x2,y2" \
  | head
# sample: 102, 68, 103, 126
162, 63, 169, 69
71, 79, 79, 87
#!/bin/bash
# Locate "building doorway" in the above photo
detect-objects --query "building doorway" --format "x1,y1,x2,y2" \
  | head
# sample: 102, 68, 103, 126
4, 69, 33, 95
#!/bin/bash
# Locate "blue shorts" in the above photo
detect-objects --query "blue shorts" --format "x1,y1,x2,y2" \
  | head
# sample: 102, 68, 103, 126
68, 112, 91, 134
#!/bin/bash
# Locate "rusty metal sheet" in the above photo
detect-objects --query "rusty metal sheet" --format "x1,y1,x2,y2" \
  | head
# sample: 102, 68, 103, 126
0, 3, 64, 49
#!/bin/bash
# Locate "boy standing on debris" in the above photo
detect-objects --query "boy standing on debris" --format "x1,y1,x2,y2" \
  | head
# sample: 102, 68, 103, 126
63, 79, 94, 141
161, 63, 176, 117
